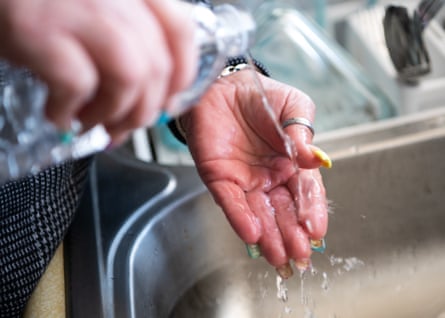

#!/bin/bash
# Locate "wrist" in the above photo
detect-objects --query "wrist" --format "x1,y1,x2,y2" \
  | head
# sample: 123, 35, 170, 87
225, 56, 270, 77
174, 116, 187, 142
219, 63, 249, 78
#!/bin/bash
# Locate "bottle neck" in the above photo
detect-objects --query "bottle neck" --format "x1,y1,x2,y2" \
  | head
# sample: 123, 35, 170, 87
178, 2, 255, 58
212, 4, 256, 57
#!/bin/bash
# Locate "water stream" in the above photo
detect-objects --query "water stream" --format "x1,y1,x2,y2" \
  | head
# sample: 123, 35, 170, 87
245, 53, 297, 164
245, 53, 314, 316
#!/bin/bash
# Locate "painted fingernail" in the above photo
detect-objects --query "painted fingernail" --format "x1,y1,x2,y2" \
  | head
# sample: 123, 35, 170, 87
246, 244, 262, 259
276, 263, 294, 279
311, 146, 332, 169
58, 121, 81, 144
310, 238, 326, 253
295, 259, 311, 272
156, 111, 171, 125
58, 130, 75, 144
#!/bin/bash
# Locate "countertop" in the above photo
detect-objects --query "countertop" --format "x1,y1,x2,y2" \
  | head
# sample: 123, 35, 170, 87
23, 244, 66, 318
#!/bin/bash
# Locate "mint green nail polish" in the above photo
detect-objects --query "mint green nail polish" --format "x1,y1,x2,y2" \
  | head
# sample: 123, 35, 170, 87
58, 131, 75, 144
310, 238, 326, 253
156, 112, 171, 125
246, 244, 262, 259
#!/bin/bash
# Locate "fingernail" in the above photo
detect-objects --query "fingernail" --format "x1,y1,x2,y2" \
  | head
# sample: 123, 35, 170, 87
276, 263, 294, 279
156, 111, 171, 125
295, 259, 311, 272
58, 130, 75, 145
310, 238, 326, 253
311, 146, 332, 169
246, 244, 262, 259
57, 119, 82, 144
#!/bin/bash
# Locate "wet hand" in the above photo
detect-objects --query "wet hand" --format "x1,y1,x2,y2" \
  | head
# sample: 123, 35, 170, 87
181, 70, 330, 272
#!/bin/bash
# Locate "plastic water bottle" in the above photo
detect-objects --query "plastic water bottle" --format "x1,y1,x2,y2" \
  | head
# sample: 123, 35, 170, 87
164, 2, 255, 119
0, 2, 255, 183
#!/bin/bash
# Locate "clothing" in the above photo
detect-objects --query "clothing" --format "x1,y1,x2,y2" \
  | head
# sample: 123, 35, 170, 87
0, 160, 90, 317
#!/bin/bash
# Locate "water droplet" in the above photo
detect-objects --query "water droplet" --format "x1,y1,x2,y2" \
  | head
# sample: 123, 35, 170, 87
329, 255, 343, 266
284, 306, 292, 314
321, 272, 329, 291
342, 257, 365, 272
276, 275, 289, 302
304, 307, 316, 318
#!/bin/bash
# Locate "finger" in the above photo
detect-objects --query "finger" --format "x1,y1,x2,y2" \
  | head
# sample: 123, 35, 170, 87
207, 181, 261, 244
74, 20, 147, 128
145, 0, 198, 95
269, 186, 312, 261
122, 2, 178, 125
280, 90, 321, 169
4, 32, 98, 128
246, 190, 288, 267
74, 8, 171, 129
288, 169, 328, 239
105, 89, 161, 144
43, 37, 98, 128
106, 129, 131, 147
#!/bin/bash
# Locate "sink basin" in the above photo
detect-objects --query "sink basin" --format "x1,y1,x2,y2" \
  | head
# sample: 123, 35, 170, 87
66, 108, 445, 318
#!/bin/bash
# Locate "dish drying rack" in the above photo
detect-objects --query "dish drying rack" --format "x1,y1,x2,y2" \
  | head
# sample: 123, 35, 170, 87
344, 4, 445, 114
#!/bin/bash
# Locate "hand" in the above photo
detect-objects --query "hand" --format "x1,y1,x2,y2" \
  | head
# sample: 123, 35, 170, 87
181, 70, 329, 270
0, 0, 197, 144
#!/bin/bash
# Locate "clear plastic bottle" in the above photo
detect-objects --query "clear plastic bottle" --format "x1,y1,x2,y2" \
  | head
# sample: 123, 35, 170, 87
164, 2, 255, 119
0, 2, 255, 183
0, 62, 112, 182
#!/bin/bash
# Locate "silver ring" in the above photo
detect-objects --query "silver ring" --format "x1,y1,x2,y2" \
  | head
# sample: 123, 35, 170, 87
282, 117, 314, 136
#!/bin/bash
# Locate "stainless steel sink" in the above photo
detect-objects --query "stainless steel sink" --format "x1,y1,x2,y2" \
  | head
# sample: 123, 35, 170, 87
66, 107, 445, 318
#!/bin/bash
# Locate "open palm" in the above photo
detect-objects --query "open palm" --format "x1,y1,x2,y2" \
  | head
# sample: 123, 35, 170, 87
182, 70, 329, 269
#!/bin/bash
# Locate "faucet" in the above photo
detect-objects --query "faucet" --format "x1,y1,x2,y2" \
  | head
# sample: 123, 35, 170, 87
383, 0, 445, 83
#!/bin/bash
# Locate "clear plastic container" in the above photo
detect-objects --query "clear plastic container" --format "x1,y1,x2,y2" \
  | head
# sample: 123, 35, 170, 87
250, 1, 396, 132
0, 61, 111, 182
165, 2, 255, 118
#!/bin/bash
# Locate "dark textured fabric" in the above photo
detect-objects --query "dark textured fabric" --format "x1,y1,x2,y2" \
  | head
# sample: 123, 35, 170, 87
226, 56, 271, 77
0, 159, 90, 318
188, 0, 212, 8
